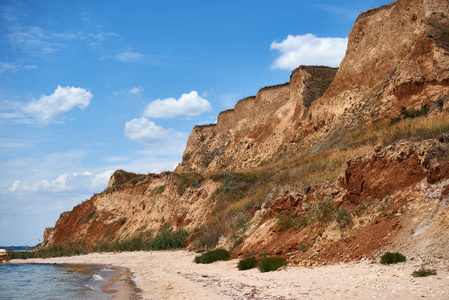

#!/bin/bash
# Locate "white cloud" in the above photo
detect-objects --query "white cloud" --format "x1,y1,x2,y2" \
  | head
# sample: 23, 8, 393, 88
270, 34, 348, 70
6, 25, 78, 55
9, 180, 21, 192
116, 52, 144, 63
143, 91, 212, 118
129, 86, 144, 95
8, 170, 113, 193
21, 85, 93, 124
124, 117, 176, 143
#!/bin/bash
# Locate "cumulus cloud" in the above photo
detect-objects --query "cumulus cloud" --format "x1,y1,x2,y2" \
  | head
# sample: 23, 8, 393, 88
21, 85, 92, 124
270, 34, 348, 70
143, 91, 212, 119
124, 117, 176, 143
8, 170, 114, 193
128, 86, 144, 95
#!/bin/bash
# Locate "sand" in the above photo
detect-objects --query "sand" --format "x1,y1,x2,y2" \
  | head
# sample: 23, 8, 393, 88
9, 250, 449, 299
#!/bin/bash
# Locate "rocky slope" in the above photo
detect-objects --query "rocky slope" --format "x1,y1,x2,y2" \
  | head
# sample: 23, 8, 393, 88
42, 0, 449, 264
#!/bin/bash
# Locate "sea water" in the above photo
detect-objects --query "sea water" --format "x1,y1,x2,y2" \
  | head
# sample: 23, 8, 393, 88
0, 263, 117, 300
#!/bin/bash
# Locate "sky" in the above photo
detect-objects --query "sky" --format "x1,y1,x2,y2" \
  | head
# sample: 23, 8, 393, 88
0, 0, 389, 246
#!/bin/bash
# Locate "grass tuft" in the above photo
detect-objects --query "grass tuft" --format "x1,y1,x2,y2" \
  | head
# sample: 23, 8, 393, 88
174, 172, 204, 195
412, 266, 437, 277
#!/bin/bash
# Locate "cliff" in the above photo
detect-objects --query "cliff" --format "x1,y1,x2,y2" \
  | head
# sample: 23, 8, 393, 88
41, 0, 449, 264
176, 66, 337, 173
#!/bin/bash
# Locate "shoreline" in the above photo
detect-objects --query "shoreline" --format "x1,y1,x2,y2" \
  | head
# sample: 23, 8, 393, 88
9, 250, 449, 299
6, 260, 142, 300
102, 266, 142, 300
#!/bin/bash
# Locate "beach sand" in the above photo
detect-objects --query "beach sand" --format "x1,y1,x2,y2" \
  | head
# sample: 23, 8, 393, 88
10, 250, 449, 299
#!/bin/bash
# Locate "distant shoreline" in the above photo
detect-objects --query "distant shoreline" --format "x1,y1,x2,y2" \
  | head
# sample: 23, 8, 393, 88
8, 250, 449, 299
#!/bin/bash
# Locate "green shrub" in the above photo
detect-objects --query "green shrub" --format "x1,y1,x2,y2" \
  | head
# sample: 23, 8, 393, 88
380, 252, 406, 264
412, 266, 437, 277
390, 104, 430, 125
257, 257, 286, 272
237, 257, 258, 270
149, 226, 189, 250
195, 249, 230, 264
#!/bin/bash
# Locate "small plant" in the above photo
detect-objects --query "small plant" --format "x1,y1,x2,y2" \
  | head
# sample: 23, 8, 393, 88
195, 249, 230, 264
151, 185, 166, 196
237, 257, 258, 270
380, 252, 406, 264
412, 266, 437, 277
86, 209, 96, 222
390, 104, 430, 125
335, 208, 353, 229
257, 257, 286, 272
276, 211, 308, 231
300, 243, 308, 252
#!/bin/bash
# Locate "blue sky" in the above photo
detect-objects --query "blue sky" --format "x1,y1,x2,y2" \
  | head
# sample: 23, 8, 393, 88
0, 0, 388, 246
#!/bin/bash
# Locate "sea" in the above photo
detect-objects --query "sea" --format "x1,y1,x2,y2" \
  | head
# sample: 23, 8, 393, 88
0, 263, 119, 300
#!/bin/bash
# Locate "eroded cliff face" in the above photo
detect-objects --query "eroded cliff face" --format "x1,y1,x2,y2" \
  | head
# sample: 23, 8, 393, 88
42, 0, 449, 263
176, 0, 449, 174
306, 0, 449, 137
176, 66, 337, 173
234, 139, 449, 263
43, 172, 221, 248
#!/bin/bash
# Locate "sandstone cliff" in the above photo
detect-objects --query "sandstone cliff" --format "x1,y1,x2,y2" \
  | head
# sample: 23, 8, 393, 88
41, 0, 449, 264
176, 66, 337, 173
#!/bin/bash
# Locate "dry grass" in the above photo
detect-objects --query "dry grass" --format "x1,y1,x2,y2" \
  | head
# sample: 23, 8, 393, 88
192, 112, 449, 249
375, 113, 449, 146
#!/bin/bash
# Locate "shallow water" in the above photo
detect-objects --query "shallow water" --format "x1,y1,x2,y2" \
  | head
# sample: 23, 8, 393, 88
0, 263, 117, 299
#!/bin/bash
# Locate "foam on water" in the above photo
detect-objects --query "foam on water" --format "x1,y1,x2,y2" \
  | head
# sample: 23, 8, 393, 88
92, 274, 105, 281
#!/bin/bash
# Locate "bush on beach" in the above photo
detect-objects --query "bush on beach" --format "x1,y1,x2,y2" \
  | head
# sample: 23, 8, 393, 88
194, 249, 230, 264
380, 252, 406, 265
257, 257, 286, 272
237, 257, 258, 270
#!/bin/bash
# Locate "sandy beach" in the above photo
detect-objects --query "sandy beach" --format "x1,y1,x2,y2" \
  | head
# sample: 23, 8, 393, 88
9, 251, 449, 299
